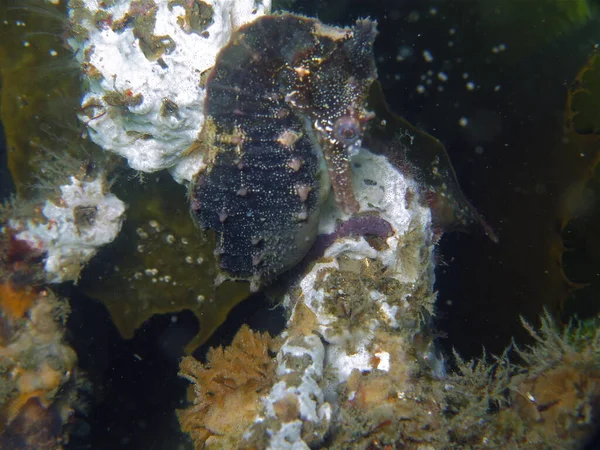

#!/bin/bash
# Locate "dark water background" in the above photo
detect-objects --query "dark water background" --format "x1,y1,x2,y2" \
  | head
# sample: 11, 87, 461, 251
2, 0, 600, 448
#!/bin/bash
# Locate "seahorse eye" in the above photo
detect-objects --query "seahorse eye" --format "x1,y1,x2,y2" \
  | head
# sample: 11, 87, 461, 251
333, 116, 361, 145
343, 127, 356, 139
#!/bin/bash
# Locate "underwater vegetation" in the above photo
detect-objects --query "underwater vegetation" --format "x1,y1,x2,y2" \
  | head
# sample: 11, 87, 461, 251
0, 0, 278, 352
178, 325, 278, 448
178, 311, 600, 449
0, 0, 599, 448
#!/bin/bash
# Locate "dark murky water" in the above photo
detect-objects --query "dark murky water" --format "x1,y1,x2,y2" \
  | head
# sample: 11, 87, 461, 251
1, 0, 600, 448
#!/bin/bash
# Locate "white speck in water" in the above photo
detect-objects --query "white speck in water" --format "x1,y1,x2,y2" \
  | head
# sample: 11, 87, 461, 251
396, 45, 412, 62
437, 72, 448, 82
492, 43, 507, 54
459, 117, 469, 127
466, 81, 476, 91
422, 50, 434, 62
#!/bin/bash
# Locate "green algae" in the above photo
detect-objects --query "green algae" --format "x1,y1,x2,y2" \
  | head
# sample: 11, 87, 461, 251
78, 172, 251, 353
558, 50, 600, 321
331, 310, 600, 449
568, 50, 600, 136
469, 0, 597, 63
0, 3, 251, 353
0, 3, 83, 196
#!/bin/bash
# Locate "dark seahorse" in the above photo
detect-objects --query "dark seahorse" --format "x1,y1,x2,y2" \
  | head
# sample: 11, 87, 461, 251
189, 13, 378, 290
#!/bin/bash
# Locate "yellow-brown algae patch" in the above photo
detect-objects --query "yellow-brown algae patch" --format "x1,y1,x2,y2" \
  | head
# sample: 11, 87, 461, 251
177, 325, 277, 449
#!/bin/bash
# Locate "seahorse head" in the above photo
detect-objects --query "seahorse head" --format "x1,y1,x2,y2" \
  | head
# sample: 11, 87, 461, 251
303, 18, 378, 213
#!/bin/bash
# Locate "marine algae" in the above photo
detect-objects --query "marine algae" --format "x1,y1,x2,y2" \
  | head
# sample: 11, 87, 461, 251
0, 2, 83, 196
78, 173, 252, 352
1, 2, 255, 352
178, 325, 277, 449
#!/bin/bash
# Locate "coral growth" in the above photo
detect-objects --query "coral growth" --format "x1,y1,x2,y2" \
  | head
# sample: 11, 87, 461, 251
178, 325, 277, 449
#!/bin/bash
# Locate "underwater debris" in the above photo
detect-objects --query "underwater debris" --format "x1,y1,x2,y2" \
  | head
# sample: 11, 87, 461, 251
67, 0, 272, 183
178, 325, 277, 449
190, 13, 377, 289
